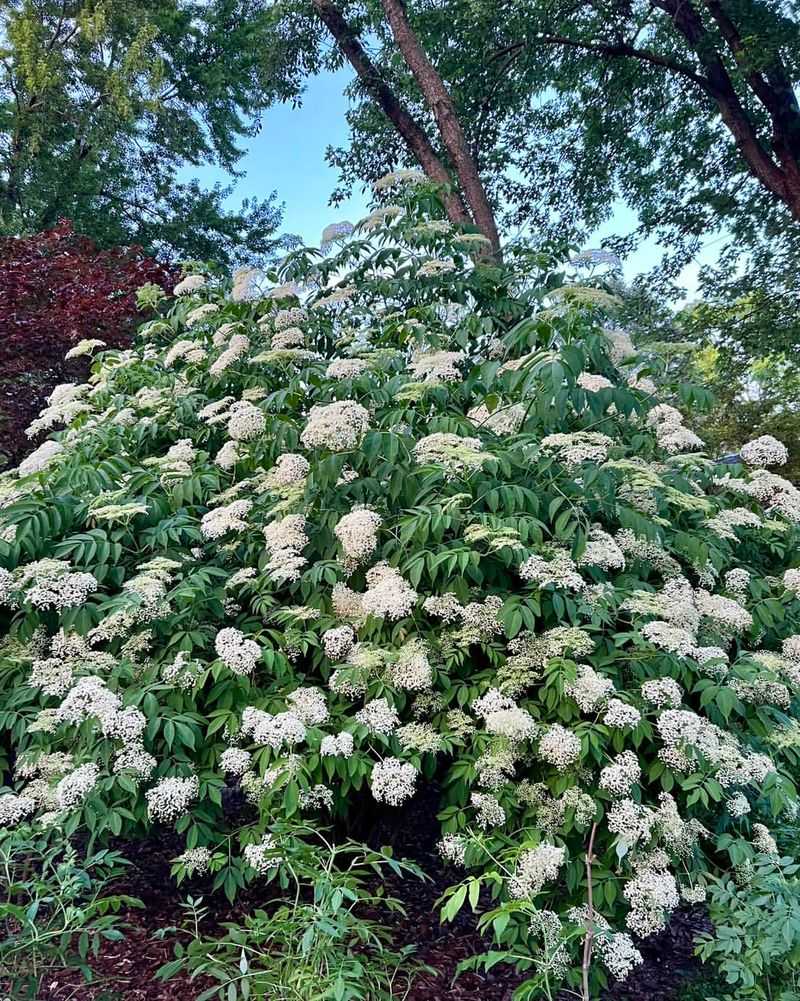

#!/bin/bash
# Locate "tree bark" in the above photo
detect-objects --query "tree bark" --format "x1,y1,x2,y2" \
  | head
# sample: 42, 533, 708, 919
653, 0, 800, 219
310, 0, 473, 229
379, 0, 502, 253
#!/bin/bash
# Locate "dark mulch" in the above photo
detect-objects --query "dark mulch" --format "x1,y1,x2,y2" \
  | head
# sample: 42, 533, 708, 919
36, 793, 713, 1001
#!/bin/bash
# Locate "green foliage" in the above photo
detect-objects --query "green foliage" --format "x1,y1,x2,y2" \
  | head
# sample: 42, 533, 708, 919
0, 826, 139, 998
1, 186, 800, 997
157, 826, 424, 1001
0, 0, 295, 263
696, 849, 800, 1001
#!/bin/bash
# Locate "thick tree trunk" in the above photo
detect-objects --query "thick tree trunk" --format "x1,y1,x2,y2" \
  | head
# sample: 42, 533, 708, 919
311, 0, 473, 230
379, 0, 502, 254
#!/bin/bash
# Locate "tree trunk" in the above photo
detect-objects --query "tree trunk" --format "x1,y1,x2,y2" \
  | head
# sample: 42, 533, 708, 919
379, 0, 502, 254
310, 0, 473, 230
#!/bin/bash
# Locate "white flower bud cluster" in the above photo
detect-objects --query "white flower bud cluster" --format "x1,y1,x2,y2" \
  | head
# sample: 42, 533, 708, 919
286, 687, 329, 725
241, 707, 306, 750
185, 303, 219, 327
215, 627, 261, 676
300, 400, 370, 451
164, 339, 206, 367
18, 440, 65, 476
508, 842, 566, 898
370, 757, 417, 805
599, 751, 642, 797
145, 775, 199, 823
466, 402, 525, 435
740, 435, 788, 468
356, 697, 400, 735
538, 724, 582, 771
227, 401, 266, 442
200, 499, 252, 540
565, 664, 614, 712
272, 307, 308, 330
323, 625, 356, 661
243, 834, 282, 874
55, 762, 100, 809
471, 791, 506, 828
320, 731, 354, 757
361, 563, 418, 620
397, 721, 443, 753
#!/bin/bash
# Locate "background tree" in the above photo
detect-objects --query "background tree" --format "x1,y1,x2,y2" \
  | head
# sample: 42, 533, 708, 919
261, 0, 800, 344
0, 0, 294, 264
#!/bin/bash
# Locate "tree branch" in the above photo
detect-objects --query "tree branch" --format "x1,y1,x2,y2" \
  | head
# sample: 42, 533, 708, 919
380, 0, 501, 253
311, 0, 472, 230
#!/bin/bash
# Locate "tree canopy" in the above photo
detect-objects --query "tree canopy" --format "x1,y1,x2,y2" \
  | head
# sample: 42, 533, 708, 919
0, 0, 294, 263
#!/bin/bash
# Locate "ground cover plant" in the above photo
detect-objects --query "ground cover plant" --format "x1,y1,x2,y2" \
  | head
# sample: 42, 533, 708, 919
1, 178, 800, 998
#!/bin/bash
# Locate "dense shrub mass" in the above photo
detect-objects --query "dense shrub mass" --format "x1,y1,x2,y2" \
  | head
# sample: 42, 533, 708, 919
1, 184, 800, 997
0, 221, 174, 465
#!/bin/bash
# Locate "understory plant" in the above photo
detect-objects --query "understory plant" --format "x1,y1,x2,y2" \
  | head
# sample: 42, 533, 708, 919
0, 825, 137, 998
1, 176, 800, 997
158, 825, 423, 1000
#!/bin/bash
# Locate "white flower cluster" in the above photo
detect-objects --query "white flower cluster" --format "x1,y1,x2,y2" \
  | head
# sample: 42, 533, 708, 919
356, 697, 400, 735
361, 563, 418, 620
209, 333, 250, 376
466, 402, 525, 435
538, 725, 582, 770
437, 833, 467, 866
577, 372, 613, 392
334, 508, 382, 565
326, 359, 369, 380
408, 350, 464, 382
565, 664, 614, 712
647, 404, 705, 454
740, 434, 788, 468
3, 559, 98, 611
508, 842, 566, 898
623, 864, 680, 938
220, 747, 252, 776
0, 792, 37, 827
145, 775, 199, 823
370, 757, 417, 805
215, 627, 261, 675
243, 834, 283, 874
200, 499, 251, 540
227, 401, 266, 442
18, 440, 65, 476
322, 625, 356, 661
241, 707, 306, 750
578, 527, 626, 571
540, 431, 612, 467
264, 514, 309, 583
471, 791, 506, 828
413, 432, 489, 476
641, 678, 683, 708
389, 638, 433, 690
263, 452, 310, 491
519, 549, 585, 591
286, 687, 329, 725
599, 751, 641, 797
320, 732, 354, 757
300, 401, 370, 451
176, 847, 213, 873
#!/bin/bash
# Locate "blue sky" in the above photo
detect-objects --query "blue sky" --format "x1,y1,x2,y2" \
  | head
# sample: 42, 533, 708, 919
186, 68, 720, 299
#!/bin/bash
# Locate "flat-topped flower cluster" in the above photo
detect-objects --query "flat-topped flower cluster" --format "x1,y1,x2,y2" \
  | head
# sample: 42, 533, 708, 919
0, 188, 798, 996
